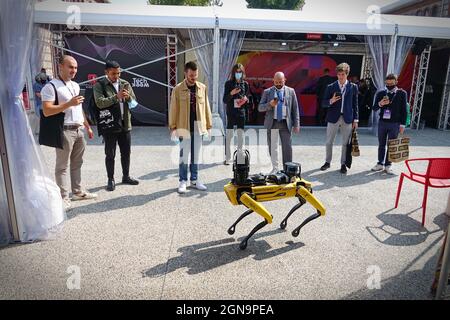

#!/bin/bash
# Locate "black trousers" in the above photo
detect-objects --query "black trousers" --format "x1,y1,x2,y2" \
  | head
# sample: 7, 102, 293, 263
103, 130, 131, 180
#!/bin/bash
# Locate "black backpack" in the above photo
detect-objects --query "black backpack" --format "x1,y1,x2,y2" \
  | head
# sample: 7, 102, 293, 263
38, 82, 65, 149
90, 80, 122, 136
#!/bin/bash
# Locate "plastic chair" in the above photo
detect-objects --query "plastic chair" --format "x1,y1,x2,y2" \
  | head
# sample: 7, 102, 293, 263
395, 158, 450, 226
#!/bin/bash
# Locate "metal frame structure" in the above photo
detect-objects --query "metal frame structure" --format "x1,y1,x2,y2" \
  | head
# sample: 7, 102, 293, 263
46, 38, 211, 88
166, 34, 178, 122
0, 106, 19, 241
410, 45, 432, 130
438, 55, 450, 130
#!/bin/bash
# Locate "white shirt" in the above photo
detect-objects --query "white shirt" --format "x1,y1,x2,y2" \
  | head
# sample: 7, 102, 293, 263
41, 79, 84, 126
108, 77, 124, 117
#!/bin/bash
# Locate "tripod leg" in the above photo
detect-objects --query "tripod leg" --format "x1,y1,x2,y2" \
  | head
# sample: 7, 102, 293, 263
292, 212, 321, 237
228, 209, 253, 235
280, 198, 306, 230
239, 219, 269, 250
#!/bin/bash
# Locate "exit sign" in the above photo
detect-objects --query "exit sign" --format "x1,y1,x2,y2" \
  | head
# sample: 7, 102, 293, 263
307, 33, 322, 40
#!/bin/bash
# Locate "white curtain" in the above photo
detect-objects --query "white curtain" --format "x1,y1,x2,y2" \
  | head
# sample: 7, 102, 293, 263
30, 24, 51, 80
391, 36, 415, 76
188, 29, 214, 110
188, 29, 245, 123
365, 35, 414, 133
218, 29, 246, 124
0, 0, 65, 244
366, 35, 391, 91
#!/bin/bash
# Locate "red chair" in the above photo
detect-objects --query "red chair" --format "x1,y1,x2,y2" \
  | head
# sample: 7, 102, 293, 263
395, 158, 450, 226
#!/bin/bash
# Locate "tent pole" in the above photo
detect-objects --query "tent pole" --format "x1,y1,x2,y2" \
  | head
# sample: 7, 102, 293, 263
0, 103, 20, 242
387, 24, 398, 75
212, 16, 224, 136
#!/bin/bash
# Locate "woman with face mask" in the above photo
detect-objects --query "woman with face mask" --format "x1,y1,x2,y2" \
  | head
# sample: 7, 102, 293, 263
222, 63, 250, 165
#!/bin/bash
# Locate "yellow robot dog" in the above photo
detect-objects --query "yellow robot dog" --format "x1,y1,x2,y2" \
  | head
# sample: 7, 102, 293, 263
224, 150, 326, 250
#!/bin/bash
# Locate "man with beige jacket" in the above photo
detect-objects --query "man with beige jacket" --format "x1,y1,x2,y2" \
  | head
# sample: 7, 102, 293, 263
169, 61, 212, 194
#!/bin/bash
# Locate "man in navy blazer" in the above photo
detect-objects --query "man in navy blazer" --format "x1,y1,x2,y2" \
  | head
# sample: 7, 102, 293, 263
320, 63, 359, 174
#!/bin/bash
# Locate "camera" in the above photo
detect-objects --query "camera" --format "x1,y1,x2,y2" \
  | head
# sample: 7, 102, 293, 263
283, 162, 301, 179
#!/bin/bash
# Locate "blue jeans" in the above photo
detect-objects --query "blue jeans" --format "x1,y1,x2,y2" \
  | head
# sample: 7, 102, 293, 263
179, 133, 202, 182
378, 121, 400, 166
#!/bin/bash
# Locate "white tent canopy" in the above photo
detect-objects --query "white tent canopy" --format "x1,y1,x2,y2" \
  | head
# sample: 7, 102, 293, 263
34, 0, 450, 39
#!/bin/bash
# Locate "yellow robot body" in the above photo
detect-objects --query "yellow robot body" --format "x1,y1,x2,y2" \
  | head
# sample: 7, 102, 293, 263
224, 152, 326, 249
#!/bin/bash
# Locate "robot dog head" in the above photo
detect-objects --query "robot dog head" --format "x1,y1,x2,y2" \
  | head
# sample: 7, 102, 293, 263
232, 149, 250, 185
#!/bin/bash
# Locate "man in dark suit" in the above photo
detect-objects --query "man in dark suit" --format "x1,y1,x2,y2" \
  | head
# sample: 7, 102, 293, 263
315, 68, 336, 126
259, 72, 300, 174
320, 63, 359, 174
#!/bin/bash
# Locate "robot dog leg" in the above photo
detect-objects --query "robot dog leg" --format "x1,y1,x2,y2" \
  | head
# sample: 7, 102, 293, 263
280, 197, 306, 230
237, 192, 273, 250
227, 209, 253, 236
291, 185, 326, 237
224, 150, 326, 250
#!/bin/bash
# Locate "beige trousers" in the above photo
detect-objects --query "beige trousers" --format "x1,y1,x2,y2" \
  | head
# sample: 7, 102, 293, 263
55, 128, 86, 199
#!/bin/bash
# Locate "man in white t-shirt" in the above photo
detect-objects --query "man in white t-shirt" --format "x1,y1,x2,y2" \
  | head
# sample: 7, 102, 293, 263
41, 55, 97, 210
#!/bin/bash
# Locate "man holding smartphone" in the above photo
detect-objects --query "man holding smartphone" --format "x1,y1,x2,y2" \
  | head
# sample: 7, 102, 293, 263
258, 72, 300, 174
40, 55, 97, 210
93, 60, 139, 191
371, 74, 407, 175
320, 63, 359, 174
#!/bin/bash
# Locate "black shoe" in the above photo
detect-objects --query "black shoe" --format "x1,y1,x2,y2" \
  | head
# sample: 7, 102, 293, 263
340, 164, 347, 174
122, 176, 139, 185
107, 179, 115, 191
320, 162, 330, 171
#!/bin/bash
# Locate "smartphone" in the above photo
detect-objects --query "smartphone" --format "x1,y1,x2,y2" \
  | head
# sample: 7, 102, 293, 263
335, 91, 342, 98
79, 88, 86, 98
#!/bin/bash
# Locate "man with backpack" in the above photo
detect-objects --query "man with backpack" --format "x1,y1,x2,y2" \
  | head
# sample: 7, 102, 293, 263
40, 55, 97, 211
93, 60, 139, 192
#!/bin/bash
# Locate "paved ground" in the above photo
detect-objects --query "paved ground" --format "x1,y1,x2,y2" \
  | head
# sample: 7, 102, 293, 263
0, 127, 449, 300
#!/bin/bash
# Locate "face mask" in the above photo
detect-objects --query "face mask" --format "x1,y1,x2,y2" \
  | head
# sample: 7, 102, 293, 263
386, 85, 396, 91
129, 99, 138, 109
235, 72, 243, 80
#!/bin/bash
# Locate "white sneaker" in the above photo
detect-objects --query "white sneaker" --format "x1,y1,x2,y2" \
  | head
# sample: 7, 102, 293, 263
191, 180, 207, 191
384, 165, 394, 175
63, 198, 71, 211
178, 181, 187, 194
371, 164, 384, 171
72, 191, 98, 201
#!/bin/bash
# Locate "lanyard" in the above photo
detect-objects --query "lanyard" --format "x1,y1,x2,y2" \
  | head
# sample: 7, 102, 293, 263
58, 76, 76, 97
